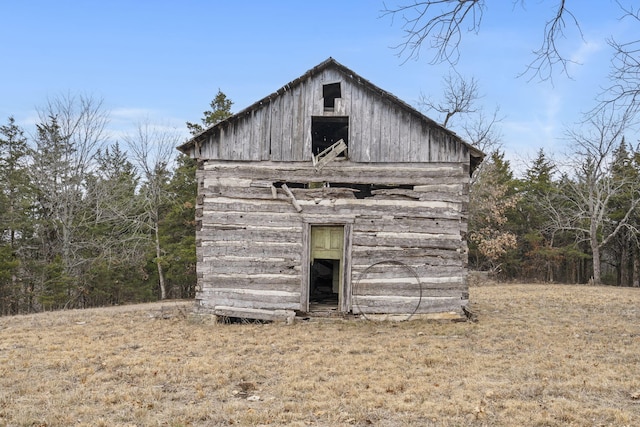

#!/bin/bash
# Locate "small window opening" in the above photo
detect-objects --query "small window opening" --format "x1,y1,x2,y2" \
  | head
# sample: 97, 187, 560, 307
323, 82, 341, 110
273, 181, 306, 189
329, 183, 413, 199
312, 116, 348, 156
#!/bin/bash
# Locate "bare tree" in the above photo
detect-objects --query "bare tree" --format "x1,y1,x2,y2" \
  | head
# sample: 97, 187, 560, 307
419, 73, 479, 127
419, 72, 502, 160
30, 94, 109, 308
382, 0, 486, 66
544, 108, 639, 284
124, 120, 181, 300
382, 1, 590, 81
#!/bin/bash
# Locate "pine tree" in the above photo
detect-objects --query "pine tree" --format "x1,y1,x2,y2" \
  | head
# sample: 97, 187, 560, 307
0, 117, 31, 314
518, 149, 561, 281
606, 139, 640, 285
84, 142, 153, 305
186, 89, 233, 135
161, 154, 198, 298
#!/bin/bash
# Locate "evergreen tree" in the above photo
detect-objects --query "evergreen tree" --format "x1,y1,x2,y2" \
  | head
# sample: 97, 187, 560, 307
0, 117, 32, 314
606, 139, 640, 285
161, 154, 198, 298
518, 149, 561, 281
158, 89, 233, 298
186, 89, 233, 135
29, 115, 73, 308
84, 142, 154, 305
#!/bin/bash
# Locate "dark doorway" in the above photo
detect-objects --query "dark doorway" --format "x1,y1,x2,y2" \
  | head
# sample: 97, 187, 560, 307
309, 259, 340, 306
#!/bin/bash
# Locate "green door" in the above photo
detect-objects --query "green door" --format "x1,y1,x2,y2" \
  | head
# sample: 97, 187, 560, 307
311, 226, 343, 261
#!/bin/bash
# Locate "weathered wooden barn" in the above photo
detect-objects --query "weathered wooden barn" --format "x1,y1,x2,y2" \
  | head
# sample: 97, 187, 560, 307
178, 58, 483, 321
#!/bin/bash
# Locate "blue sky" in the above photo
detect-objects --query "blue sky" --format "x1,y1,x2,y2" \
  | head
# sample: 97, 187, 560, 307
1, 1, 637, 172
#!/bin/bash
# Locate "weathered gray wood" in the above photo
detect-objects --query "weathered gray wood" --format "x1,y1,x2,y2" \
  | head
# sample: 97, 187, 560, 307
201, 257, 300, 276
206, 212, 303, 228
353, 217, 461, 234
202, 161, 466, 186
213, 306, 296, 323
200, 241, 302, 258
281, 183, 303, 212
342, 223, 353, 312
201, 196, 462, 218
199, 289, 300, 310
203, 273, 300, 289
352, 235, 462, 251
183, 60, 480, 320
352, 296, 462, 314
198, 228, 301, 243
291, 187, 358, 200
313, 139, 347, 171
300, 222, 310, 311
353, 284, 466, 298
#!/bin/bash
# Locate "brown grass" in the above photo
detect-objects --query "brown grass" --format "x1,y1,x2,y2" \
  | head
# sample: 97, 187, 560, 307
1, 283, 639, 426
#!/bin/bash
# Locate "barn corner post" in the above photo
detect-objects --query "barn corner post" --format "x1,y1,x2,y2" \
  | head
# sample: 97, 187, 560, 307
177, 58, 483, 322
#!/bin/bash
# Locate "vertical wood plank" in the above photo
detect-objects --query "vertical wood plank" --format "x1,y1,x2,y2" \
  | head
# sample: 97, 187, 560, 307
301, 79, 313, 161
389, 105, 401, 162
371, 93, 382, 162
281, 89, 294, 161
342, 222, 353, 312
270, 95, 283, 161
300, 222, 310, 311
348, 80, 363, 162
291, 83, 305, 161
397, 108, 411, 162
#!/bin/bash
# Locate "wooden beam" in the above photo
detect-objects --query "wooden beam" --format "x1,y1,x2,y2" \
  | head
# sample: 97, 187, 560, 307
281, 183, 303, 212
313, 139, 347, 171
213, 306, 296, 323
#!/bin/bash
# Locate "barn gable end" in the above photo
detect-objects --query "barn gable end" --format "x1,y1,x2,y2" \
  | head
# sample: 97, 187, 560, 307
179, 58, 483, 321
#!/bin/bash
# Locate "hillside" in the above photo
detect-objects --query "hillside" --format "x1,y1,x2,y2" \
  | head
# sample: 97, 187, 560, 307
1, 284, 639, 426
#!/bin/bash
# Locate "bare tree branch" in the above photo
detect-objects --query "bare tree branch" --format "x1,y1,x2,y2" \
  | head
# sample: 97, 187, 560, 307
544, 107, 636, 284
418, 73, 479, 127
595, 2, 640, 116
519, 0, 583, 82
124, 119, 181, 300
383, 0, 583, 81
382, 0, 486, 65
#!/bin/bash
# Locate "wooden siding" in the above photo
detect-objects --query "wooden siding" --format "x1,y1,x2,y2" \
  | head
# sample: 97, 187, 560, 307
195, 161, 469, 315
195, 68, 471, 165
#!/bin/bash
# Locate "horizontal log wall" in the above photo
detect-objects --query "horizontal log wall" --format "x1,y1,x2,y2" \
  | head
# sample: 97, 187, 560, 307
195, 161, 469, 315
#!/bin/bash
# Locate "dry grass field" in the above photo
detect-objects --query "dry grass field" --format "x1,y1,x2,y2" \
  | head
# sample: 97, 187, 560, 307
0, 283, 639, 427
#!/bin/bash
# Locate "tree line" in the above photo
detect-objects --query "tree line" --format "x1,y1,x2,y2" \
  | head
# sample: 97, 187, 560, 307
387, 1, 640, 287
0, 91, 232, 315
1, 86, 638, 317
422, 70, 640, 287
469, 134, 640, 287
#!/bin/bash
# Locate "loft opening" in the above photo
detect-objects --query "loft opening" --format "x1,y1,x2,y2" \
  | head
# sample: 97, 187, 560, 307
312, 116, 348, 156
323, 82, 341, 110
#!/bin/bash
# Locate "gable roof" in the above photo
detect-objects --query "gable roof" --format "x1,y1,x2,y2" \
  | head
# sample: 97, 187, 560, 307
178, 57, 483, 161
